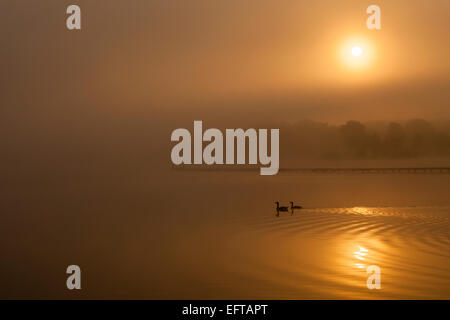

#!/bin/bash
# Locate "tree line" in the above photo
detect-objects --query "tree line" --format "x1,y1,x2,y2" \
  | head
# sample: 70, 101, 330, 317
279, 119, 450, 159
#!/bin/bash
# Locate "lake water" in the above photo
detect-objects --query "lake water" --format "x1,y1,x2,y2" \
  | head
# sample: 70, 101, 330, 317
1, 170, 450, 299
167, 205, 450, 299
129, 171, 450, 299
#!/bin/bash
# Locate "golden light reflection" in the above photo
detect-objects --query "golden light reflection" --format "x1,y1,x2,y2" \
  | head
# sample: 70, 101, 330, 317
333, 238, 389, 297
352, 207, 372, 215
354, 246, 369, 268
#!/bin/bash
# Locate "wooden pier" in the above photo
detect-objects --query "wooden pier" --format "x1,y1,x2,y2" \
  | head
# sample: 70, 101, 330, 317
282, 167, 450, 174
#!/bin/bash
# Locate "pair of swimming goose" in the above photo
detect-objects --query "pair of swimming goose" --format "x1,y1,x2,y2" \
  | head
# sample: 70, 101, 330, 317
275, 201, 302, 215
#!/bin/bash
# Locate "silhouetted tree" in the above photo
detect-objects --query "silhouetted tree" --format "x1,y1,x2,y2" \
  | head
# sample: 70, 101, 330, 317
340, 121, 370, 158
277, 118, 450, 161
384, 122, 406, 157
405, 119, 435, 156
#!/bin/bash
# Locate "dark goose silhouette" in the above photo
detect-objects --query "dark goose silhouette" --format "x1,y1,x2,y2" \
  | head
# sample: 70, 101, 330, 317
275, 201, 289, 216
290, 201, 303, 214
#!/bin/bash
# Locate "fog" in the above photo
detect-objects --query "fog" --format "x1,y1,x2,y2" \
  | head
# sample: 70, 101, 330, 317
279, 119, 450, 162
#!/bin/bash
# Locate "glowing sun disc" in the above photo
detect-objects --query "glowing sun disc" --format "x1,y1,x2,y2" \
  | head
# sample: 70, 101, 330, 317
352, 46, 362, 57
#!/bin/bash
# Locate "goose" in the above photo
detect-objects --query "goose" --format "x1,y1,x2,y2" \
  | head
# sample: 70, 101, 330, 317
289, 201, 303, 214
275, 201, 289, 216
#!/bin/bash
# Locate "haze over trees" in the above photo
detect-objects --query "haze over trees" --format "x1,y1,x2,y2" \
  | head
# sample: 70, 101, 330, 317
279, 119, 450, 160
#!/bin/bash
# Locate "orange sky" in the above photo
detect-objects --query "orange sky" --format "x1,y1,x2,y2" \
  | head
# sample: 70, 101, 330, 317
1, 0, 449, 122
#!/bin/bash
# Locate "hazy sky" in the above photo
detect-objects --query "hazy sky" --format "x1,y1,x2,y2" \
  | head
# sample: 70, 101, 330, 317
1, 0, 449, 124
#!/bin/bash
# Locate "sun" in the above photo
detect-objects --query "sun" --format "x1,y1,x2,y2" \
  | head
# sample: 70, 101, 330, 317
351, 46, 362, 57
339, 37, 375, 71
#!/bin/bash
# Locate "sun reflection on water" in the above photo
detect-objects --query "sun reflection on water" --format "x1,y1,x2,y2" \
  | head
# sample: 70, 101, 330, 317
352, 207, 372, 215
354, 246, 369, 268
